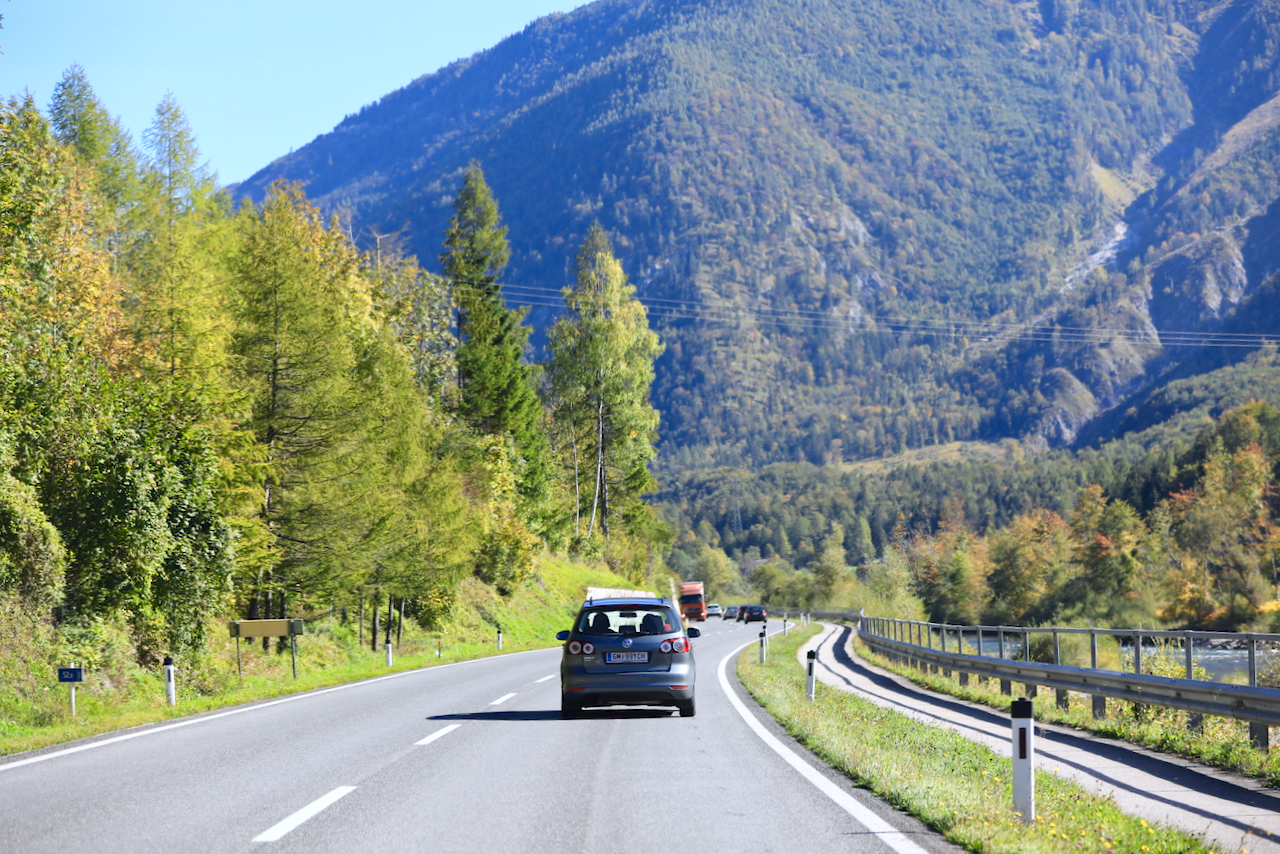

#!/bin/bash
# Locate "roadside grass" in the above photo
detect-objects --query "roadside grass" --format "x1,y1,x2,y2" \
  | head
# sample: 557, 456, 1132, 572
736, 626, 1216, 854
851, 635, 1280, 788
0, 555, 623, 758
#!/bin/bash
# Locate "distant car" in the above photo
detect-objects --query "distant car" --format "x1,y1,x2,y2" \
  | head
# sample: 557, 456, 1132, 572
736, 605, 748, 622
706, 603, 723, 618
557, 597, 699, 718
722, 605, 739, 620
742, 605, 767, 623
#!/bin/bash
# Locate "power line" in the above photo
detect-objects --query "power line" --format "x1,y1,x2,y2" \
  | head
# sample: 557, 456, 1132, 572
444, 279, 1280, 351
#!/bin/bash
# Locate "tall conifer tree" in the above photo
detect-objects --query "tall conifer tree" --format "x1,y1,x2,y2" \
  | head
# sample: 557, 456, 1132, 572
440, 163, 551, 527
47, 66, 141, 265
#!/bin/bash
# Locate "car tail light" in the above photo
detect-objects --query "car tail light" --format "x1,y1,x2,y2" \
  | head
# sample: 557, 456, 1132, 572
581, 642, 595, 654
659, 640, 673, 653
568, 640, 582, 654
669, 637, 689, 653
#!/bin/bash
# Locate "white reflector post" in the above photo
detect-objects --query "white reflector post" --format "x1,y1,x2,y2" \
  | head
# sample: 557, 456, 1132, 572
1011, 697, 1035, 823
806, 649, 817, 701
163, 656, 176, 706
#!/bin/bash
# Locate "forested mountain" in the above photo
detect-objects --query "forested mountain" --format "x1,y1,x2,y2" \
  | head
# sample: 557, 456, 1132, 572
236, 0, 1280, 474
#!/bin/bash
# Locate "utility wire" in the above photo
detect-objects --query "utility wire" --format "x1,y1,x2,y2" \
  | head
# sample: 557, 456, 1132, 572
444, 279, 1280, 351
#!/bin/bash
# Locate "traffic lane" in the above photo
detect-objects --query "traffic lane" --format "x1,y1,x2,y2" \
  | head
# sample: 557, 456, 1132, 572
0, 648, 564, 854
266, 627, 946, 854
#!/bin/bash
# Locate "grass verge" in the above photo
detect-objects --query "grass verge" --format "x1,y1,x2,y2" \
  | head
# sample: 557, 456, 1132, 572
853, 634, 1280, 788
736, 625, 1216, 854
0, 554, 626, 758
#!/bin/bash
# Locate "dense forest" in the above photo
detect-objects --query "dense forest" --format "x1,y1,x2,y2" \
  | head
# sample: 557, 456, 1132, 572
0, 73, 666, 663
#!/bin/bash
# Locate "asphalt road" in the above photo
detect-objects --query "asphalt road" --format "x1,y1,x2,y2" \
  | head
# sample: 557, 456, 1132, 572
0, 619, 961, 854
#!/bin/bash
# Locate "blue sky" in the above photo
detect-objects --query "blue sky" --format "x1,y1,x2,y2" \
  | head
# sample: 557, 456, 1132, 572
2, 0, 578, 185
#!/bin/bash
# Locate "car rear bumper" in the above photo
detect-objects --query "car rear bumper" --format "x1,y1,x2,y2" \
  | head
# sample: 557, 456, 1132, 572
562, 662, 695, 708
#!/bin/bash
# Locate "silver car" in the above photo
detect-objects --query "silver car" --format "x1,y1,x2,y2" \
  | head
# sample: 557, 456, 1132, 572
557, 597, 700, 718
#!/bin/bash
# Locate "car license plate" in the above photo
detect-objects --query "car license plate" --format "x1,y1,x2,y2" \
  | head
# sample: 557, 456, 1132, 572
605, 651, 649, 663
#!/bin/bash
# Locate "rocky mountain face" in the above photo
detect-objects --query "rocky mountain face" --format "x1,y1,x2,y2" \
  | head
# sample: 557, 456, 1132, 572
235, 0, 1280, 471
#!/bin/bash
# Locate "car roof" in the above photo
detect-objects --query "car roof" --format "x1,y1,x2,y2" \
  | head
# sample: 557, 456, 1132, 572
580, 597, 670, 608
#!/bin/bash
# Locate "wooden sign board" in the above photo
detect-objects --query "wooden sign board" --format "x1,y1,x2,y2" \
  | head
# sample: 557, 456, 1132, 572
229, 619, 305, 638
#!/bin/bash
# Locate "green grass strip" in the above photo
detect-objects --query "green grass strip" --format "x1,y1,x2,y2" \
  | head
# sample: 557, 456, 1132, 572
737, 626, 1217, 854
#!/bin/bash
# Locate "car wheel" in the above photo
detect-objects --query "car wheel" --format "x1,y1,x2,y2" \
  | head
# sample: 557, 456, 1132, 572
677, 697, 696, 717
561, 695, 582, 718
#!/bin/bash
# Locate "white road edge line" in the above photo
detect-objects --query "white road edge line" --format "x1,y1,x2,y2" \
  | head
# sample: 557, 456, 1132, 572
717, 630, 932, 854
415, 724, 461, 746
534, 674, 556, 683
252, 785, 356, 843
0, 646, 556, 774
490, 692, 517, 705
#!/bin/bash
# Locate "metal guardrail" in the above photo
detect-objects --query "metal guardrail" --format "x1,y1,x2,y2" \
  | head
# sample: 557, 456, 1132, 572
780, 609, 1280, 747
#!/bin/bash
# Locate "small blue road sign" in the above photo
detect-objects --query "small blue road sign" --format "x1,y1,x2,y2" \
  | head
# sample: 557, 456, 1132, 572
57, 667, 84, 683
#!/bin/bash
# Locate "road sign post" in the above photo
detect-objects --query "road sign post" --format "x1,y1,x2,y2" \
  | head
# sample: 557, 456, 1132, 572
229, 619, 305, 678
58, 665, 83, 716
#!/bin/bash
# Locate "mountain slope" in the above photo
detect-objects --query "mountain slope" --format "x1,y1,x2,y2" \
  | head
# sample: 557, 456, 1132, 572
235, 0, 1280, 470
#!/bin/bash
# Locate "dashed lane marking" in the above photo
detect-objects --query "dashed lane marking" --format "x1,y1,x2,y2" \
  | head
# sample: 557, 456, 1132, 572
252, 786, 356, 843
415, 724, 461, 746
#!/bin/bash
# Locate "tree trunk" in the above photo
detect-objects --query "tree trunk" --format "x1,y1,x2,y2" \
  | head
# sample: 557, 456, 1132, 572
372, 589, 380, 651
588, 395, 605, 536
385, 593, 393, 649
397, 597, 405, 647
359, 596, 365, 648
570, 403, 581, 537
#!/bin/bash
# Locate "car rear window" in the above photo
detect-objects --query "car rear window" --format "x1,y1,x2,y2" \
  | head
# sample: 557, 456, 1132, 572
577, 607, 679, 636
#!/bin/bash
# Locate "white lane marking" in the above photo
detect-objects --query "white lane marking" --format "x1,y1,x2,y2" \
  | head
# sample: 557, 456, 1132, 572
0, 647, 558, 774
253, 786, 356, 843
415, 724, 461, 746
535, 674, 556, 683
490, 692, 517, 706
717, 636, 931, 854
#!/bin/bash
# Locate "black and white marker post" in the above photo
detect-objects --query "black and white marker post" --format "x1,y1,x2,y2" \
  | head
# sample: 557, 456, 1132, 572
806, 649, 817, 700
163, 656, 176, 706
758, 629, 767, 664
1011, 697, 1035, 823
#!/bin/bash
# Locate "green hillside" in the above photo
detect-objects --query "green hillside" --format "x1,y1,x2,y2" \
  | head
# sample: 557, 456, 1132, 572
236, 0, 1280, 473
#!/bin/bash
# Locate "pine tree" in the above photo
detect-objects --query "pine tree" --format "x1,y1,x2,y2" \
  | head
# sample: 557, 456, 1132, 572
548, 223, 663, 540
439, 162, 551, 527
129, 92, 224, 385
229, 183, 370, 611
47, 65, 141, 262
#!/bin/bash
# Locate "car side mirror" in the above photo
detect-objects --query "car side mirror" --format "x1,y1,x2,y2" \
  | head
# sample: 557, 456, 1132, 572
687, 627, 701, 638
556, 630, 570, 641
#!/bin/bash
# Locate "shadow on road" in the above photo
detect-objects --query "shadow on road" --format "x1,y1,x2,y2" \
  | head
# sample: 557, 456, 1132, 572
429, 708, 675, 722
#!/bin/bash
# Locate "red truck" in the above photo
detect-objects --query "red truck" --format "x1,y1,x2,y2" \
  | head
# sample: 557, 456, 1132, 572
678, 581, 707, 621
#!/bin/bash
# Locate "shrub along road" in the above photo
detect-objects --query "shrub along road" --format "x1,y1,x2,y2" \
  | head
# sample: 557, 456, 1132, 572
0, 620, 960, 854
